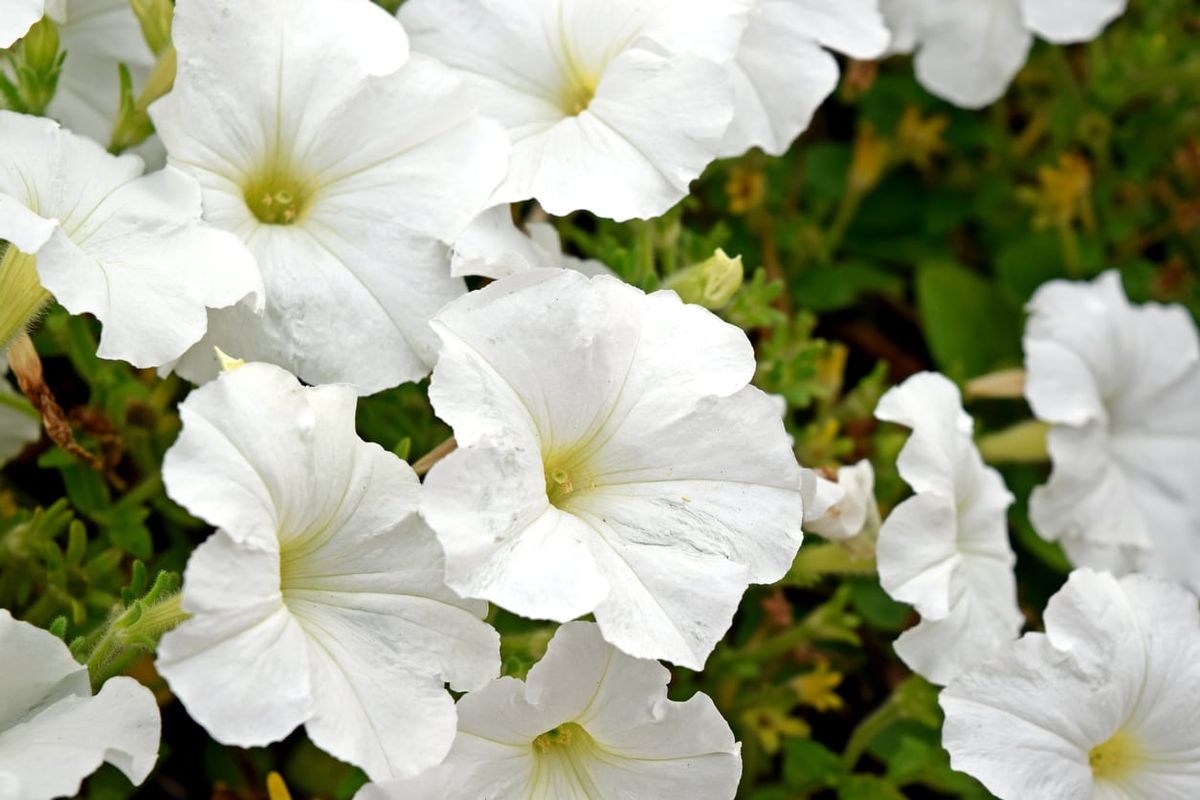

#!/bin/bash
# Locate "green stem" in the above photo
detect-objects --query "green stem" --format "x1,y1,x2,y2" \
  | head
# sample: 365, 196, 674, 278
842, 694, 904, 769
84, 590, 188, 691
978, 420, 1050, 464
821, 189, 864, 264
1058, 224, 1083, 279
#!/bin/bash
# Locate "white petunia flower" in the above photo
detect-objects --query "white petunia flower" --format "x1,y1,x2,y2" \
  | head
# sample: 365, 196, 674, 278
0, 110, 259, 367
874, 372, 1022, 685
719, 0, 889, 158
152, 0, 510, 394
882, 0, 1128, 108
0, 375, 39, 465
0, 609, 161, 800
358, 621, 743, 800
157, 362, 500, 781
0, 0, 47, 48
400, 0, 752, 221
1024, 272, 1200, 592
421, 269, 804, 670
941, 569, 1200, 800
450, 206, 610, 280
804, 460, 880, 542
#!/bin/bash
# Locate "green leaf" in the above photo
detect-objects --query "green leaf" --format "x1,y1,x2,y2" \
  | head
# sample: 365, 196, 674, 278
838, 775, 907, 800
916, 262, 1024, 380
782, 738, 845, 794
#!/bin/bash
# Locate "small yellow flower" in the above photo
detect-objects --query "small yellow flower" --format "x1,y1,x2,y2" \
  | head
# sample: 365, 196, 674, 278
725, 165, 766, 215
1019, 154, 1094, 231
896, 106, 949, 172
743, 707, 812, 755
791, 662, 846, 713
849, 122, 891, 194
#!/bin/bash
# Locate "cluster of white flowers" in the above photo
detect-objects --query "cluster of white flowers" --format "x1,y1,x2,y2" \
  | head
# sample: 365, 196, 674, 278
868, 274, 1200, 799
3, 1, 1193, 799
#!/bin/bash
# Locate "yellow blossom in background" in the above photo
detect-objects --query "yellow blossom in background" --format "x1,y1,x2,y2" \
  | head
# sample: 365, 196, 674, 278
896, 106, 949, 172
743, 706, 812, 755
849, 122, 891, 194
792, 662, 846, 713
726, 165, 767, 214
1019, 154, 1096, 231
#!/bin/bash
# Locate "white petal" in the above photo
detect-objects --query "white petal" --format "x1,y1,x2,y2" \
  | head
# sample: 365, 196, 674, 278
450, 206, 610, 280
36, 167, 260, 368
0, 376, 39, 465
0, 0, 42, 48
805, 460, 878, 541
0, 612, 160, 797
530, 49, 732, 220
423, 446, 612, 622
720, 3, 839, 157
876, 372, 974, 497
1019, 0, 1127, 44
0, 609, 88, 728
156, 531, 313, 747
790, 0, 890, 58
1025, 273, 1200, 592
880, 0, 924, 54
801, 468, 845, 523
402, 0, 736, 221
914, 1, 1033, 109
0, 678, 160, 798
877, 493, 959, 619
942, 570, 1200, 799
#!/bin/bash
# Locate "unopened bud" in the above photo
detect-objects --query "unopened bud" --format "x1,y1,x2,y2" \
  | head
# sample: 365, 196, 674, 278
662, 248, 744, 310
130, 0, 173, 56
21, 17, 60, 77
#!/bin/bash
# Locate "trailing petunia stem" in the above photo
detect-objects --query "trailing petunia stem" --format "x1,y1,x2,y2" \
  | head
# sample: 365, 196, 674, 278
78, 571, 189, 692
412, 436, 457, 477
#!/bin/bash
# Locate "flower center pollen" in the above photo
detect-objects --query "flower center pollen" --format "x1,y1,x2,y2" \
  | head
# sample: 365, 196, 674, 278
1088, 729, 1144, 782
559, 68, 598, 116
243, 166, 314, 226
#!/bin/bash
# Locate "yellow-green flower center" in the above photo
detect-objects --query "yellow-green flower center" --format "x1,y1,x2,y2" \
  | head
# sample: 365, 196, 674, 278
533, 722, 587, 753
559, 70, 598, 117
1089, 729, 1144, 782
0, 244, 51, 352
243, 166, 316, 226
543, 446, 597, 509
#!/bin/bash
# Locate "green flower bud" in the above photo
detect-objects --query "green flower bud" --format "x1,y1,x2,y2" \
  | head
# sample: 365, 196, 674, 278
662, 248, 745, 310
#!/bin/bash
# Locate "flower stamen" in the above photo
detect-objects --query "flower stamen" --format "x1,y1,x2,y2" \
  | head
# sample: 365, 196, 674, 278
1089, 729, 1144, 782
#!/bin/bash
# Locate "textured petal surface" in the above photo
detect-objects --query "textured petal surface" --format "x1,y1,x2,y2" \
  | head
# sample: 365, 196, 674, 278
875, 372, 1021, 684
942, 570, 1200, 800
1020, 0, 1127, 44
1025, 272, 1200, 591
156, 531, 313, 747
0, 611, 160, 798
423, 271, 803, 668
160, 363, 499, 779
914, 0, 1033, 109
153, 0, 508, 391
